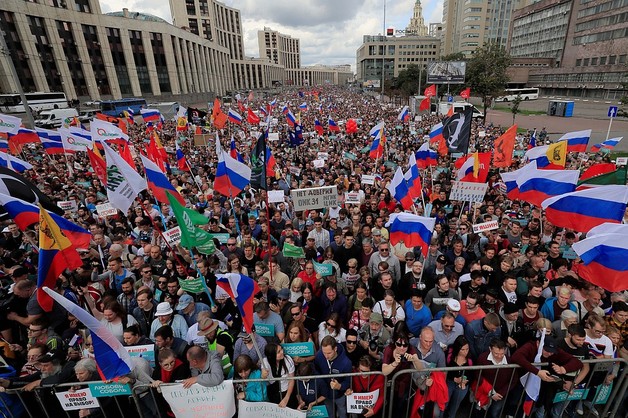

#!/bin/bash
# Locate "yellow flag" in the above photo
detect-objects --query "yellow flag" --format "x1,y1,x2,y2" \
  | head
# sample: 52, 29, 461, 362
546, 141, 567, 167
39, 204, 72, 252
472, 151, 480, 178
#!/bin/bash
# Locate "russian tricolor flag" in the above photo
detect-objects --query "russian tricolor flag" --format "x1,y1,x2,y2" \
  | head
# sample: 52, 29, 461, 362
140, 154, 185, 205
385, 213, 435, 257
387, 167, 414, 210
42, 287, 132, 380
369, 122, 385, 159
528, 129, 537, 149
281, 104, 289, 115
286, 110, 297, 128
314, 118, 324, 136
398, 105, 410, 122
572, 231, 628, 292
36, 127, 65, 154
0, 192, 91, 249
0, 151, 33, 173
8, 127, 40, 145
299, 102, 308, 111
227, 108, 243, 125
516, 161, 580, 207
524, 141, 567, 169
216, 273, 260, 333
416, 142, 438, 169
541, 185, 628, 232
269, 99, 277, 109
214, 135, 251, 197
500, 167, 525, 200
230, 136, 244, 162
175, 142, 189, 172
259, 106, 268, 116
404, 152, 422, 200
591, 137, 622, 152
328, 117, 340, 132
558, 129, 591, 153
140, 108, 161, 123
0, 138, 8, 152
429, 123, 444, 144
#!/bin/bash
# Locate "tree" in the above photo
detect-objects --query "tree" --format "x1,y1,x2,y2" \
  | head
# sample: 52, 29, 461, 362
618, 74, 628, 118
511, 94, 522, 124
385, 64, 426, 97
466, 43, 512, 121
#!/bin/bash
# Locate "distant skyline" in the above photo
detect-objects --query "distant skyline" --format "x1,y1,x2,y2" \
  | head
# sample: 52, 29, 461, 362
98, 0, 444, 69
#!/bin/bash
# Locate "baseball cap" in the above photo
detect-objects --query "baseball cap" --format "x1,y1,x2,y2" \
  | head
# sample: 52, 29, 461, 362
447, 299, 461, 312
543, 336, 558, 354
370, 312, 383, 324
436, 255, 447, 264
175, 294, 194, 311
278, 288, 290, 300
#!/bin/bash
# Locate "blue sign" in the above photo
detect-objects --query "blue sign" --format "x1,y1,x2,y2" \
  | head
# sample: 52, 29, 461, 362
447, 96, 454, 103
253, 322, 275, 337
307, 406, 329, 417
88, 383, 132, 397
608, 106, 618, 118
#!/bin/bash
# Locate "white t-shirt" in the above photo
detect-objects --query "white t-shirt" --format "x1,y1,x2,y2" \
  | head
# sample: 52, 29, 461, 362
101, 315, 138, 343
585, 334, 614, 358
262, 355, 295, 392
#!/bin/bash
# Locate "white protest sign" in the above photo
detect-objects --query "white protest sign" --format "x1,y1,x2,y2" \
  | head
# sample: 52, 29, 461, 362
472, 220, 500, 234
289, 166, 302, 176
96, 202, 118, 217
346, 390, 379, 414
345, 192, 361, 204
125, 343, 156, 367
57, 200, 78, 212
268, 132, 280, 141
239, 400, 306, 418
317, 152, 329, 160
291, 186, 338, 211
313, 159, 325, 168
161, 382, 236, 418
449, 181, 489, 203
361, 175, 375, 185
55, 389, 99, 411
163, 226, 182, 246
268, 190, 285, 203
616, 157, 628, 166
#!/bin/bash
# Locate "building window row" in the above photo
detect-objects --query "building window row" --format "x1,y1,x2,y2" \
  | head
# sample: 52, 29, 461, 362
529, 72, 626, 83
573, 27, 628, 44
577, 0, 628, 18
576, 54, 627, 67
574, 12, 627, 32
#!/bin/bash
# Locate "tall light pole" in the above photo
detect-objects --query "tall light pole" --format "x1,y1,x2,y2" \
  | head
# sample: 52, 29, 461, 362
381, 0, 386, 96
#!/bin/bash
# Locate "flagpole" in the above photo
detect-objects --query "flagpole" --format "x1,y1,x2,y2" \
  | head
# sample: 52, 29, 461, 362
188, 248, 216, 308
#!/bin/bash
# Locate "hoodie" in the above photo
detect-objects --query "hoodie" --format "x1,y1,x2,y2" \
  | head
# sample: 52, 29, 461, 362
313, 343, 353, 399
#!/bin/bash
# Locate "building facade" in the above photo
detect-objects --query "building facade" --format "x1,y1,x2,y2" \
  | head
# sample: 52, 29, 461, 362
356, 35, 441, 84
258, 27, 300, 69
509, 0, 627, 99
441, 0, 533, 57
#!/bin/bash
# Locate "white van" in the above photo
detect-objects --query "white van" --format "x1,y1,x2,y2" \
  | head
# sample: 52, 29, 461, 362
35, 108, 79, 128
439, 102, 484, 119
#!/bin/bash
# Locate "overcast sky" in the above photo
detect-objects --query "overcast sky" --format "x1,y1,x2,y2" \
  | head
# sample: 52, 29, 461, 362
98, 0, 444, 68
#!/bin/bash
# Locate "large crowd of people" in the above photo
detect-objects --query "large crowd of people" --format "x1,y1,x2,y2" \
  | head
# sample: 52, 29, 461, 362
0, 86, 626, 418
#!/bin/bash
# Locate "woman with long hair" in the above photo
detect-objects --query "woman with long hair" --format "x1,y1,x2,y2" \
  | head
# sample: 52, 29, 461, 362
234, 354, 267, 402
283, 321, 315, 363
317, 312, 347, 346
87, 300, 138, 343
227, 254, 249, 276
262, 343, 296, 408
299, 282, 323, 325
445, 335, 472, 418
289, 277, 304, 302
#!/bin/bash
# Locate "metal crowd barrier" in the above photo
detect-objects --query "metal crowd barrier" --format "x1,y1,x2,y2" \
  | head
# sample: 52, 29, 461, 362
1, 358, 625, 418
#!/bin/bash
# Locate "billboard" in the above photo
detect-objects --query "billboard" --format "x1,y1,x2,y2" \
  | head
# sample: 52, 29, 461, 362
427, 61, 466, 84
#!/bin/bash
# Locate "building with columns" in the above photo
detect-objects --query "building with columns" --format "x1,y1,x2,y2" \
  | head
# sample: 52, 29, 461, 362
0, 0, 352, 102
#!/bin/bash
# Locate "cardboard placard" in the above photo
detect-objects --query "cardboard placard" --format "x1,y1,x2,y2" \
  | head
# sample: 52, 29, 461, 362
96, 203, 118, 217
57, 200, 78, 212
616, 157, 628, 166
124, 344, 156, 367
312, 159, 325, 168
164, 226, 182, 246
55, 389, 99, 411
268, 190, 285, 203
449, 181, 489, 203
161, 382, 236, 418
345, 192, 361, 204
472, 220, 500, 234
361, 175, 375, 185
239, 401, 305, 418
290, 186, 338, 211
346, 390, 380, 414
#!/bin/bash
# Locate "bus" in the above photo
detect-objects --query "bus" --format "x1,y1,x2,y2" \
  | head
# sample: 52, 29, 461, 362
100, 98, 147, 117
495, 88, 540, 102
0, 92, 68, 113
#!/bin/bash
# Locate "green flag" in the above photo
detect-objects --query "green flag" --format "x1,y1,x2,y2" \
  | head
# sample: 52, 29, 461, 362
283, 242, 305, 258
312, 260, 333, 276
166, 192, 210, 248
577, 166, 627, 188
179, 277, 204, 294
196, 229, 218, 255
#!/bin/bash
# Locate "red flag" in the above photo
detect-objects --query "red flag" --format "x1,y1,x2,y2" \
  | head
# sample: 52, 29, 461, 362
247, 108, 260, 125
211, 98, 221, 119
437, 138, 448, 156
87, 145, 107, 186
493, 125, 517, 168
213, 112, 228, 129
237, 101, 246, 113
580, 163, 616, 181
424, 84, 436, 98
446, 106, 454, 117
460, 87, 471, 99
419, 97, 431, 111
119, 144, 135, 168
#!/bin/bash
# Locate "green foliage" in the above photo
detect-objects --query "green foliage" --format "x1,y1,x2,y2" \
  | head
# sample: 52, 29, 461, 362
466, 43, 512, 121
441, 52, 466, 62
386, 64, 427, 97
511, 94, 522, 124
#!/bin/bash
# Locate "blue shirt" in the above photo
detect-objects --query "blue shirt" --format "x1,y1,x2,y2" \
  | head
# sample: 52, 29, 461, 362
405, 300, 433, 337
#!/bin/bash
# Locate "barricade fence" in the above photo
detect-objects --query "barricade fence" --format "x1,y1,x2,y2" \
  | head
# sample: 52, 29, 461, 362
0, 358, 624, 418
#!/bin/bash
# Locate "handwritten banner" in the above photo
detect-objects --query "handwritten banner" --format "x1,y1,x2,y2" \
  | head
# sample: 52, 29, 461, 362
239, 400, 306, 418
56, 389, 99, 411
164, 226, 182, 246
96, 203, 118, 217
57, 200, 78, 212
161, 382, 236, 418
346, 390, 379, 413
449, 181, 488, 203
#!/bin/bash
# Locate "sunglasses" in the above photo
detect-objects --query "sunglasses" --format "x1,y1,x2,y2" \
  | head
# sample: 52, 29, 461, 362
346, 340, 357, 345
291, 311, 301, 316
326, 322, 335, 327
395, 341, 409, 348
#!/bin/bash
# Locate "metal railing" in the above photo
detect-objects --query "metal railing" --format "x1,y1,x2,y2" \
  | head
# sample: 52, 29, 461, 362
1, 358, 625, 418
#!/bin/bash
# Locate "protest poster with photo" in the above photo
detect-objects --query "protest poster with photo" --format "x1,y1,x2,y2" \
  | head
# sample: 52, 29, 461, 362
161, 382, 235, 418
124, 344, 155, 367
239, 400, 306, 418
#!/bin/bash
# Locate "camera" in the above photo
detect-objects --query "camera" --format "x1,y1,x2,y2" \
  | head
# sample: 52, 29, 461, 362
368, 336, 379, 353
403, 353, 411, 361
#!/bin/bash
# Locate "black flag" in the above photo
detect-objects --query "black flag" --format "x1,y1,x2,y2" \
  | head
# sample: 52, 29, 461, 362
443, 106, 472, 154
0, 167, 64, 219
250, 132, 267, 190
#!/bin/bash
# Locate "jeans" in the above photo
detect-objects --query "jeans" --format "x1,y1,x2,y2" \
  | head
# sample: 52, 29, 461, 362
446, 380, 469, 418
325, 395, 348, 418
